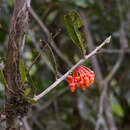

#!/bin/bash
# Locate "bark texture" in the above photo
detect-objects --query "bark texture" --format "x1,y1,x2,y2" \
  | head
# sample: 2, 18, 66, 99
4, 0, 30, 129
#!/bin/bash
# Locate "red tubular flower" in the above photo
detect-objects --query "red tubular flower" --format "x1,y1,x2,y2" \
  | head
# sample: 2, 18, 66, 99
67, 75, 73, 83
67, 65, 95, 92
69, 83, 76, 92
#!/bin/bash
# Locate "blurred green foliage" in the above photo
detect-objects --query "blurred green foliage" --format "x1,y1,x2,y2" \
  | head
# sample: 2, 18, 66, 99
0, 0, 130, 130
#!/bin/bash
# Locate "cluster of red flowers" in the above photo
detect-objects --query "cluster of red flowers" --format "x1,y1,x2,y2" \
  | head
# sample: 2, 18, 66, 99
67, 65, 95, 92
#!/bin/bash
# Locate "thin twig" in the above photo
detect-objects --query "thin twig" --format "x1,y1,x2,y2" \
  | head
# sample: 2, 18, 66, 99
29, 7, 73, 67
32, 116, 45, 130
36, 87, 69, 112
105, 0, 128, 82
40, 39, 58, 79
79, 10, 106, 130
104, 95, 118, 130
28, 30, 55, 73
33, 36, 111, 101
20, 43, 47, 90
26, 44, 47, 75
52, 28, 61, 39
79, 10, 117, 130
97, 1, 128, 129
95, 83, 107, 130
100, 49, 130, 54
22, 117, 32, 130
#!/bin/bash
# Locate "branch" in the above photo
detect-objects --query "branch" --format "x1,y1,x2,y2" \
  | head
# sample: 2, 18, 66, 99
100, 49, 130, 54
105, 0, 128, 82
79, 10, 104, 89
104, 96, 118, 130
22, 117, 32, 130
95, 83, 107, 130
26, 43, 47, 75
32, 116, 45, 130
29, 7, 73, 67
4, 0, 31, 129
33, 36, 111, 101
28, 30, 55, 73
36, 88, 69, 112
79, 10, 117, 130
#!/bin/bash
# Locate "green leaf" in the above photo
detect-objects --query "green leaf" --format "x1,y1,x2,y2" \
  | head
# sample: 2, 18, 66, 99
8, 0, 14, 7
26, 97, 38, 104
0, 69, 8, 87
27, 75, 37, 96
24, 88, 31, 96
26, 35, 32, 43
109, 93, 124, 117
19, 59, 26, 83
64, 10, 87, 55
0, 69, 13, 92
0, 57, 6, 63
41, 40, 58, 79
64, 14, 80, 49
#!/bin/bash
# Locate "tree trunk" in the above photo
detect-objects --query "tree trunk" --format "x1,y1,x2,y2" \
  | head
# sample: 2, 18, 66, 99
4, 0, 30, 129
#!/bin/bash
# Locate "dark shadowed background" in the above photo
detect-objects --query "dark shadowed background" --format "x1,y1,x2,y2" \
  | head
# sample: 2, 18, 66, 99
0, 0, 130, 130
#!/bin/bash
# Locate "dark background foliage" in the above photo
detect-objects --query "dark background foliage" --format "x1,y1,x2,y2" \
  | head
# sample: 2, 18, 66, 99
0, 0, 130, 130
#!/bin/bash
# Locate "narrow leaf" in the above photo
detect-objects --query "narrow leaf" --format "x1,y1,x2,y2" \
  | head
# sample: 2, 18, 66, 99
27, 74, 37, 96
19, 59, 26, 83
26, 97, 38, 104
109, 93, 124, 117
24, 88, 31, 96
0, 69, 14, 92
64, 11, 87, 55
0, 69, 8, 87
41, 40, 58, 79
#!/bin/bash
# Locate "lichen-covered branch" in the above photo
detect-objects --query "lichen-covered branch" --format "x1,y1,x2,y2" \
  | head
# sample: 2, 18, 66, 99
4, 0, 31, 129
33, 36, 111, 101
